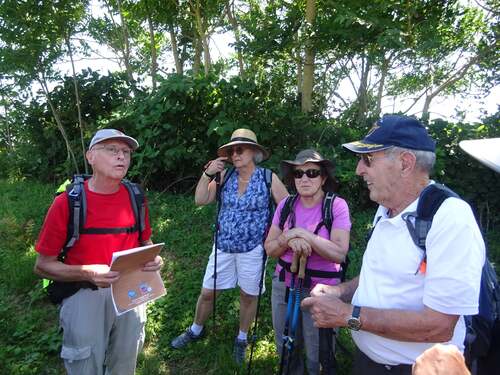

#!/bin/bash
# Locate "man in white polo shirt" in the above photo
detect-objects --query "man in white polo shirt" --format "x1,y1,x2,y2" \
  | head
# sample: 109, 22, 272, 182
302, 115, 485, 374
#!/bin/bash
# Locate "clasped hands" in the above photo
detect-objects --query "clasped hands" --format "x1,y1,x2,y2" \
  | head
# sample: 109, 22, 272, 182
278, 227, 313, 257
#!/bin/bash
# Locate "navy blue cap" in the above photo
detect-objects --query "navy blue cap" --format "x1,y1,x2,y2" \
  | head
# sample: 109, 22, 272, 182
342, 115, 436, 154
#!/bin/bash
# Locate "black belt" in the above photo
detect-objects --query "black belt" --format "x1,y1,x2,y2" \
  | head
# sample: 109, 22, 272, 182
353, 348, 412, 375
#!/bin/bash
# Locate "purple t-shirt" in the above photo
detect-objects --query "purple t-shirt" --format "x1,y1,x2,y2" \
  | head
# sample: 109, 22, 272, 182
272, 194, 351, 288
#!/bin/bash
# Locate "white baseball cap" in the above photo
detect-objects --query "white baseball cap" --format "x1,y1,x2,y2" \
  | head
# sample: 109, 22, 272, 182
89, 129, 139, 150
459, 138, 500, 173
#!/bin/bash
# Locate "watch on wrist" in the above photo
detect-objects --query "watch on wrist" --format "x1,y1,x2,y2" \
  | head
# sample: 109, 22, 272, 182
347, 305, 362, 331
204, 170, 215, 180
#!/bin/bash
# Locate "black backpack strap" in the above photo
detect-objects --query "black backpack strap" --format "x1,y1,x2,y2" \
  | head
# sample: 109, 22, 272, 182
279, 194, 299, 230
322, 192, 336, 233
122, 179, 146, 244
402, 184, 459, 252
313, 192, 336, 234
59, 175, 87, 262
264, 168, 275, 213
221, 167, 235, 189
401, 183, 459, 275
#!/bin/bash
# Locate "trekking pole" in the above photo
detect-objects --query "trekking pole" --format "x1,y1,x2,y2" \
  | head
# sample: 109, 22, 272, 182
212, 172, 221, 331
246, 249, 267, 375
319, 328, 336, 375
285, 255, 307, 375
278, 252, 299, 375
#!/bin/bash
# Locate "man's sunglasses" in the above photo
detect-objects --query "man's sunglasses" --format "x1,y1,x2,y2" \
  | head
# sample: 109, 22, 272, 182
227, 146, 245, 156
357, 153, 374, 167
293, 169, 322, 179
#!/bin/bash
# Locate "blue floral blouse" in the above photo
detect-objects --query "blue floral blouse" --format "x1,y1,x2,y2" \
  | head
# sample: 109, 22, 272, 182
216, 167, 271, 253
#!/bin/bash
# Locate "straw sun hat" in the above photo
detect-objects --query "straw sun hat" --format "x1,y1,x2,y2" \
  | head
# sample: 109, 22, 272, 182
217, 128, 270, 161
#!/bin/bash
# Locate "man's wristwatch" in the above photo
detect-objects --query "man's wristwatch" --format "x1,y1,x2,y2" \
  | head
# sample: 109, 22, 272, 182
347, 305, 362, 331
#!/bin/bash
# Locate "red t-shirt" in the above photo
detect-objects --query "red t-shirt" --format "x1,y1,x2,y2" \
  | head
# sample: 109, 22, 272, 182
36, 180, 152, 266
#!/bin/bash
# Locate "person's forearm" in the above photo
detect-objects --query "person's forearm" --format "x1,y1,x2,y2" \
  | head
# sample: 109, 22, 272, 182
35, 260, 93, 283
358, 306, 458, 343
265, 234, 288, 258
301, 231, 347, 263
194, 172, 214, 205
338, 277, 359, 303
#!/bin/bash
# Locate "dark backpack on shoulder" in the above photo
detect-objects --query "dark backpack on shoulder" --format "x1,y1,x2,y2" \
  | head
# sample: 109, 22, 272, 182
400, 183, 500, 374
45, 174, 146, 304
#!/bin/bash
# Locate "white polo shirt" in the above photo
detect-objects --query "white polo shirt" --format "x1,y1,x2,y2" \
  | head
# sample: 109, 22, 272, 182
351, 190, 485, 365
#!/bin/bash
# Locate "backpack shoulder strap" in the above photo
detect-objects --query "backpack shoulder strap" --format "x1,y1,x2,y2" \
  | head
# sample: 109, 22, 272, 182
279, 194, 299, 230
221, 167, 235, 188
122, 179, 146, 244
402, 183, 460, 252
59, 175, 88, 262
322, 192, 337, 233
263, 168, 276, 212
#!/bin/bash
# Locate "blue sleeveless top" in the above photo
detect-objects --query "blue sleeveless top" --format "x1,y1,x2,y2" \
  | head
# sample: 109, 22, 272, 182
216, 167, 271, 253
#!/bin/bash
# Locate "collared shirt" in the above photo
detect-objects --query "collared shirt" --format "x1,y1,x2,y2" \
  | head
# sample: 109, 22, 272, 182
216, 167, 270, 253
351, 182, 485, 365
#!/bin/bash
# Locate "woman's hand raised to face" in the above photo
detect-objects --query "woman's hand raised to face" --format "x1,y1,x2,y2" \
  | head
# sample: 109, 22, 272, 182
204, 157, 228, 176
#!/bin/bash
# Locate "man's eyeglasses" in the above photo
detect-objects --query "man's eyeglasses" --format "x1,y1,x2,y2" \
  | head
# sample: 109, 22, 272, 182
227, 146, 245, 156
357, 153, 374, 167
93, 145, 133, 157
293, 169, 322, 179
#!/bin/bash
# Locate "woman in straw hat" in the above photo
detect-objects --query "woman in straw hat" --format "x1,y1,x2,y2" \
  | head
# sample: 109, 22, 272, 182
265, 149, 351, 374
171, 128, 288, 365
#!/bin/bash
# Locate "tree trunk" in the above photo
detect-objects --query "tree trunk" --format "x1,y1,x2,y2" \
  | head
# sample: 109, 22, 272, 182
225, 0, 244, 77
169, 25, 183, 75
145, 0, 157, 91
193, 36, 202, 75
375, 56, 389, 118
116, 0, 135, 87
357, 55, 371, 123
301, 0, 316, 113
193, 1, 211, 75
65, 33, 88, 174
38, 74, 79, 174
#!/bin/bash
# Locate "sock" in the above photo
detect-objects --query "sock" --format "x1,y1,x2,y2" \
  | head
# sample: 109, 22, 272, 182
237, 330, 247, 342
190, 323, 203, 336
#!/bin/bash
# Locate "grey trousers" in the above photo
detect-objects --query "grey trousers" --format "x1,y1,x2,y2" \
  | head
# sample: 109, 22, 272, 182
59, 287, 146, 375
272, 276, 335, 375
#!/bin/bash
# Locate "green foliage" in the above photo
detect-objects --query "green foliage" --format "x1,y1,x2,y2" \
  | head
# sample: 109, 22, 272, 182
108, 73, 322, 191
0, 70, 130, 182
0, 180, 63, 374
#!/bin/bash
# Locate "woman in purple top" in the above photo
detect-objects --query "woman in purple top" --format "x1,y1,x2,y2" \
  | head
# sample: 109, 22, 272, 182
265, 149, 351, 375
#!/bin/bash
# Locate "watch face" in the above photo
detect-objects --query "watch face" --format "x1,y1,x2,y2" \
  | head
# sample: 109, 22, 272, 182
348, 317, 362, 331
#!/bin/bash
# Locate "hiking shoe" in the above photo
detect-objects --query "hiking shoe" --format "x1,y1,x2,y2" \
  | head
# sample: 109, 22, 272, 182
233, 337, 248, 365
171, 328, 204, 349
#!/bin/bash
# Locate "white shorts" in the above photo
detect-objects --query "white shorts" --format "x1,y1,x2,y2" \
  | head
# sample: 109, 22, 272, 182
202, 244, 266, 296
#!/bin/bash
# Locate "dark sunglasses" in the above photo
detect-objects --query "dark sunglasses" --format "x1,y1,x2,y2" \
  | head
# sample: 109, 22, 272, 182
357, 153, 374, 167
293, 168, 322, 179
227, 146, 245, 156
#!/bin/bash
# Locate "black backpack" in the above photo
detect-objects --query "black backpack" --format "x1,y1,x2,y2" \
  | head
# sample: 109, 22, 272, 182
399, 183, 500, 374
45, 174, 146, 304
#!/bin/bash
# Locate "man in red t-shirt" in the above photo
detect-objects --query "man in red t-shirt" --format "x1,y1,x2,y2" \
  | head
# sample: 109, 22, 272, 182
34, 129, 163, 375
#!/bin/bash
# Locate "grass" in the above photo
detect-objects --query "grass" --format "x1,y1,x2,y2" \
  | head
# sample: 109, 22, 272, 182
0, 179, 498, 374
